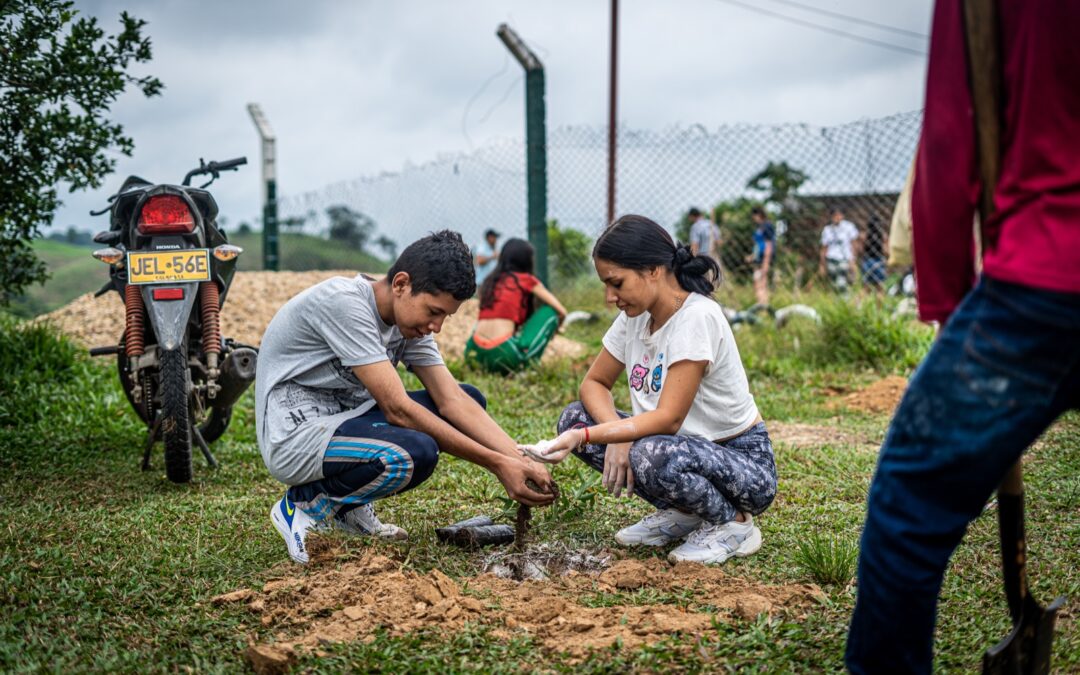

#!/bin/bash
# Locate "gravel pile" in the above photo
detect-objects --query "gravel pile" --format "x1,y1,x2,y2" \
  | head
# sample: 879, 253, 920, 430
38, 270, 587, 363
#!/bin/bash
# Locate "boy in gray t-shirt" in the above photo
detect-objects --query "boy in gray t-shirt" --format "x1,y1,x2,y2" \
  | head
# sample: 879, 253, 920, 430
257, 230, 555, 564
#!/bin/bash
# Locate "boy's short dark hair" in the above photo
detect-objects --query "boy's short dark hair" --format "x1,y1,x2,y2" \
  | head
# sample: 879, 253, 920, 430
751, 206, 766, 218
387, 230, 476, 300
687, 207, 702, 218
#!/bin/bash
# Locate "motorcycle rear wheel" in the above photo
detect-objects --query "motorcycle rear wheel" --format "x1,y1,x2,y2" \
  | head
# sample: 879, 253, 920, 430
160, 348, 193, 484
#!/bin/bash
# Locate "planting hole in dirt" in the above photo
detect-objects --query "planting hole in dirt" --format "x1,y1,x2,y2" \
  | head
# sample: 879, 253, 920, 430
482, 543, 614, 581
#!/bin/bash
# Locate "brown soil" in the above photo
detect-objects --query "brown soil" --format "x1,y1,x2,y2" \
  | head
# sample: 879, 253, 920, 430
217, 550, 825, 666
767, 421, 878, 451
37, 271, 586, 363
830, 375, 909, 415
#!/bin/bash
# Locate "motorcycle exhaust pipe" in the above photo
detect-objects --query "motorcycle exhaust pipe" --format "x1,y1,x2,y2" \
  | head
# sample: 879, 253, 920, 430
210, 347, 257, 411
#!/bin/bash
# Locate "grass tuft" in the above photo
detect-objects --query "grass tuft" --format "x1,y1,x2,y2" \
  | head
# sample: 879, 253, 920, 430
794, 533, 859, 587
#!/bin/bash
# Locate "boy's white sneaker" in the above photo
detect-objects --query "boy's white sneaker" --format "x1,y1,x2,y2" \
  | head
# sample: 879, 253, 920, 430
614, 508, 704, 546
270, 493, 324, 564
668, 515, 762, 564
335, 503, 408, 541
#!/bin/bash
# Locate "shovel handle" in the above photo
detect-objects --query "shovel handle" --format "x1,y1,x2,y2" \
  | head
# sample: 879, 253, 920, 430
997, 461, 1027, 624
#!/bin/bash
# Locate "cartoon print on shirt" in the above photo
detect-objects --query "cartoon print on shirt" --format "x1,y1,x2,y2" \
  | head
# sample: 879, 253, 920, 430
651, 352, 664, 392
629, 364, 649, 391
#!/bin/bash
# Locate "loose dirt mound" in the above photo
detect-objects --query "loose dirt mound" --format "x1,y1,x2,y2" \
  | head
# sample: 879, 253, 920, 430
38, 271, 586, 363
216, 551, 824, 667
830, 375, 908, 415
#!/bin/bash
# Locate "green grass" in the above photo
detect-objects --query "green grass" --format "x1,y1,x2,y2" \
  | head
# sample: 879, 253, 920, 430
1, 289, 1077, 673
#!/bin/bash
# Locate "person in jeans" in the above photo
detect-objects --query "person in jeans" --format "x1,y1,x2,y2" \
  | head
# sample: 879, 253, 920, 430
465, 238, 568, 373
859, 215, 889, 291
255, 230, 555, 564
846, 1, 1080, 672
747, 207, 775, 307
528, 215, 777, 565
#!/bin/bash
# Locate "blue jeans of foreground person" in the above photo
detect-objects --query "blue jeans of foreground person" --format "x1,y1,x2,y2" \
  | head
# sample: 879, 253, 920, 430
846, 277, 1080, 674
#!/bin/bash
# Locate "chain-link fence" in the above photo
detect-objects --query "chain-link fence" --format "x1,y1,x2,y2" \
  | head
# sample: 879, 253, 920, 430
271, 110, 921, 296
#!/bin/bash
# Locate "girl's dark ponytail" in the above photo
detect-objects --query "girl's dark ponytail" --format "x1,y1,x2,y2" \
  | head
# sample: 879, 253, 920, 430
672, 243, 721, 295
594, 215, 721, 296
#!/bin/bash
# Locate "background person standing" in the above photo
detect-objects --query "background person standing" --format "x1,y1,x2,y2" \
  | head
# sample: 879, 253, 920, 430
860, 215, 889, 291
747, 207, 775, 307
473, 228, 501, 286
819, 208, 859, 291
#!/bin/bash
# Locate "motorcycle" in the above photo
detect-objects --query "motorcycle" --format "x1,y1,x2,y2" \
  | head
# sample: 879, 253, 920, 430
88, 158, 258, 483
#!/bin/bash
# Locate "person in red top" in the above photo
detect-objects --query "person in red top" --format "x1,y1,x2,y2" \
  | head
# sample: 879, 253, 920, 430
466, 238, 568, 373
847, 2, 1080, 673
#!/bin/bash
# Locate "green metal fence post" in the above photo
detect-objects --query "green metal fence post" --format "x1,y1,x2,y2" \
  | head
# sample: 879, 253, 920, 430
525, 67, 548, 285
497, 24, 549, 285
263, 178, 278, 271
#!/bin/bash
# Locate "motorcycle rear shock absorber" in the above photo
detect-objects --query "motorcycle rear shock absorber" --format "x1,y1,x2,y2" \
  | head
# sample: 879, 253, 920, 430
199, 281, 222, 398
124, 284, 146, 403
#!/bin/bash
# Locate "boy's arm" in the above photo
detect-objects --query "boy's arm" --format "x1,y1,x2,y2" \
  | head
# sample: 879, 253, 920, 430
352, 360, 554, 505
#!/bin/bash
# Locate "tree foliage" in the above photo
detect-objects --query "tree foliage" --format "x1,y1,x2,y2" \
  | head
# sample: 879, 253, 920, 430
746, 160, 808, 207
326, 205, 376, 250
0, 0, 162, 303
547, 219, 592, 283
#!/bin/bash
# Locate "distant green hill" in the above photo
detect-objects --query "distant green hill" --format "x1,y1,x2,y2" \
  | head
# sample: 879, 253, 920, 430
9, 240, 102, 318
229, 231, 389, 274
9, 233, 389, 318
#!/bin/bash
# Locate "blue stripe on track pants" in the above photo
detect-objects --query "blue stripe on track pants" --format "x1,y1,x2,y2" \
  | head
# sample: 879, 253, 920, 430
288, 384, 487, 521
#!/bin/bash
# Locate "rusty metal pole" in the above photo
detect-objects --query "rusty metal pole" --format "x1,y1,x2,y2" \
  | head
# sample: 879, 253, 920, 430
606, 0, 619, 227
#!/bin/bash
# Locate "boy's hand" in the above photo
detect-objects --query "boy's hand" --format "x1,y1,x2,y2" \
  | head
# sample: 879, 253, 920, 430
496, 458, 556, 506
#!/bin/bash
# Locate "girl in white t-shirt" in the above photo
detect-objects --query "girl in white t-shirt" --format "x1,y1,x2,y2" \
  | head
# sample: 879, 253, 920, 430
527, 214, 777, 564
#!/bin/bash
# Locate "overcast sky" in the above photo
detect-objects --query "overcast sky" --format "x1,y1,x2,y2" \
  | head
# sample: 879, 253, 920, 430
54, 0, 933, 234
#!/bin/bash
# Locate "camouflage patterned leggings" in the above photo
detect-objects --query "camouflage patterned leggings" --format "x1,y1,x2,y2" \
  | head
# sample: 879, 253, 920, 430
557, 401, 777, 524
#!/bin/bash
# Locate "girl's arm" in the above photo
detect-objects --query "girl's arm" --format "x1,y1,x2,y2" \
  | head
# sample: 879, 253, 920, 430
579, 348, 624, 424
530, 281, 568, 319
536, 358, 709, 463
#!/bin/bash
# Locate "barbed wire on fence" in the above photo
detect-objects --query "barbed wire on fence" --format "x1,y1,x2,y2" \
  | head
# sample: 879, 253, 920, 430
271, 110, 922, 296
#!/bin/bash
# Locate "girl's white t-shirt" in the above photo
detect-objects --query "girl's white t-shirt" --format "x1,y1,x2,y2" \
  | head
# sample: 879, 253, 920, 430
601, 292, 758, 440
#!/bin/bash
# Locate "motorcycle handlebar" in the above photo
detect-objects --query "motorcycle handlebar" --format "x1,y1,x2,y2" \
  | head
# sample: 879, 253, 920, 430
210, 157, 247, 171
182, 156, 248, 186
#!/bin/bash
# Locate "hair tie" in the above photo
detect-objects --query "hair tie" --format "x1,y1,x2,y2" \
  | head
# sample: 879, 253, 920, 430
672, 245, 693, 268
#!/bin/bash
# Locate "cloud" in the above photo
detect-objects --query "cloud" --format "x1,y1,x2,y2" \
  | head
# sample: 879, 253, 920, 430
54, 0, 932, 235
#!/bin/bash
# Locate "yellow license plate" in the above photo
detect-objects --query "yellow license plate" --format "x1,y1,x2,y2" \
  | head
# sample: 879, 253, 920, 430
127, 249, 211, 285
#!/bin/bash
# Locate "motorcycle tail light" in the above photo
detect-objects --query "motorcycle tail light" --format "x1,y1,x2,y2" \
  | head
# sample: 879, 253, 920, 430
137, 195, 195, 235
212, 244, 243, 261
92, 247, 124, 264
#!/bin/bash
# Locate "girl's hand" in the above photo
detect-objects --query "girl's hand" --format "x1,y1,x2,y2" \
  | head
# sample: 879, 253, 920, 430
603, 442, 634, 497
517, 428, 583, 465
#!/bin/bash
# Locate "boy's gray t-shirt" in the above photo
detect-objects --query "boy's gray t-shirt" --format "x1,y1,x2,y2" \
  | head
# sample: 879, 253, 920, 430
254, 275, 443, 485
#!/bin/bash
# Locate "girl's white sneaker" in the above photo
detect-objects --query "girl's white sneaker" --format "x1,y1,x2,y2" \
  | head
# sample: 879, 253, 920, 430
668, 516, 762, 564
614, 508, 704, 546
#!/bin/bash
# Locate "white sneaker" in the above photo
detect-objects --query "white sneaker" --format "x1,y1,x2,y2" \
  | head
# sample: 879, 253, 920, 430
335, 503, 408, 541
668, 515, 762, 564
614, 508, 704, 547
270, 493, 325, 564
